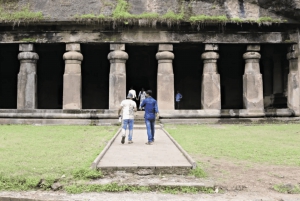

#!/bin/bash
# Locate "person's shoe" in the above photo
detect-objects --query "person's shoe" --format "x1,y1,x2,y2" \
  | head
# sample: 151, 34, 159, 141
128, 141, 133, 144
121, 136, 125, 144
145, 142, 153, 145
152, 138, 155, 142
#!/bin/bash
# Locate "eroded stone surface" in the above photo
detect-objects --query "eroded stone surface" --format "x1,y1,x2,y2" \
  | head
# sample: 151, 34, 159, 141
17, 45, 39, 110
201, 48, 220, 110
63, 44, 83, 110
243, 46, 264, 114
156, 46, 174, 110
108, 46, 128, 109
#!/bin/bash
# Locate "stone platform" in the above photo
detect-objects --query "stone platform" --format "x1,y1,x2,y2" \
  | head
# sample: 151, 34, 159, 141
94, 127, 195, 175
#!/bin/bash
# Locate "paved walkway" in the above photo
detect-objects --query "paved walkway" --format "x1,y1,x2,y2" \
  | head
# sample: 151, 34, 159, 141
97, 125, 192, 169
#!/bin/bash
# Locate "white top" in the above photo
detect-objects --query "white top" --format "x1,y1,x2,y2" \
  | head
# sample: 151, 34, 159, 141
120, 99, 137, 119
139, 91, 146, 100
128, 89, 137, 98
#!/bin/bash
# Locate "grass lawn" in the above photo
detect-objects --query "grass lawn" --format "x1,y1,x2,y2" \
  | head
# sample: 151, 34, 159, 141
0, 125, 118, 189
165, 124, 300, 166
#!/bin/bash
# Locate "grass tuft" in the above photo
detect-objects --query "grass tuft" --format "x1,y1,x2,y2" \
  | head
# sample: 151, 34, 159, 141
189, 167, 207, 178
273, 184, 300, 194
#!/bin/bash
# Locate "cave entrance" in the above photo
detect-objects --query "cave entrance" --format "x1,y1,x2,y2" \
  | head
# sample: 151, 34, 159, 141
126, 44, 157, 109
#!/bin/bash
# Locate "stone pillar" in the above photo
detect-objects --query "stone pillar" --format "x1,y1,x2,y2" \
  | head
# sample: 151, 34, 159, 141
108, 44, 128, 109
63, 43, 83, 109
243, 45, 264, 114
17, 44, 39, 109
156, 44, 174, 110
287, 44, 300, 115
201, 44, 221, 109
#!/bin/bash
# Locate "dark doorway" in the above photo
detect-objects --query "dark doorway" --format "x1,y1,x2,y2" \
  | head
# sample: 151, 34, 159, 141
0, 44, 19, 109
261, 44, 289, 109
219, 44, 246, 109
36, 44, 65, 109
81, 44, 110, 109
126, 44, 157, 108
173, 43, 203, 109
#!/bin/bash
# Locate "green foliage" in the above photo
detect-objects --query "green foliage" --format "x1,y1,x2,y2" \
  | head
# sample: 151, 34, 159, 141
231, 17, 244, 23
75, 14, 105, 20
273, 184, 300, 194
136, 12, 159, 20
0, 174, 54, 191
21, 38, 36, 42
72, 168, 103, 180
165, 124, 300, 166
162, 11, 184, 21
0, 125, 117, 191
189, 15, 228, 23
64, 183, 215, 194
112, 0, 133, 20
0, 6, 43, 22
189, 167, 207, 178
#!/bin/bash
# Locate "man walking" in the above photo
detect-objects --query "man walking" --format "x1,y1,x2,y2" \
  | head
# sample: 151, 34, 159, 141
175, 91, 183, 109
141, 90, 159, 145
118, 93, 137, 144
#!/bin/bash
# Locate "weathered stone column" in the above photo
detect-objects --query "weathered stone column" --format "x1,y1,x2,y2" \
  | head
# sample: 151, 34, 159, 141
17, 44, 39, 109
156, 44, 174, 110
287, 44, 300, 115
108, 44, 128, 109
63, 44, 83, 109
243, 45, 264, 114
201, 44, 221, 110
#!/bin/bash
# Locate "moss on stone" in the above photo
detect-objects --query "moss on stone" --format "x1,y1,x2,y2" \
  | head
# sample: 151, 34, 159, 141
0, 3, 43, 23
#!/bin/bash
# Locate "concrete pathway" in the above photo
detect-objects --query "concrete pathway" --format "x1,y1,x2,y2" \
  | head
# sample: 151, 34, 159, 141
97, 125, 192, 170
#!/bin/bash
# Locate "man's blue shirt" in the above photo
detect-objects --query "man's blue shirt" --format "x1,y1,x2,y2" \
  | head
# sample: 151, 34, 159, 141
175, 93, 182, 102
141, 97, 159, 120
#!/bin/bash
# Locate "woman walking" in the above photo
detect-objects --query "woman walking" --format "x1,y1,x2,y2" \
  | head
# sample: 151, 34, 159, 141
137, 88, 146, 110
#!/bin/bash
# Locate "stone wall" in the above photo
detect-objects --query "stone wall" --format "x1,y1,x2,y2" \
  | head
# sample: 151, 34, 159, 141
1, 0, 296, 22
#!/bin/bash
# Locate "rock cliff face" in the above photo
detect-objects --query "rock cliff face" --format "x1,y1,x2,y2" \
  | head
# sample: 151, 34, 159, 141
257, 0, 300, 20
2, 0, 297, 22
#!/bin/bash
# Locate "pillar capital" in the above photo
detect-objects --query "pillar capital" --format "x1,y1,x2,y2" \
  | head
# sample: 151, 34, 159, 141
243, 52, 261, 60
156, 51, 174, 60
246, 45, 260, 52
18, 52, 39, 60
108, 50, 128, 61
201, 52, 219, 60
63, 51, 83, 61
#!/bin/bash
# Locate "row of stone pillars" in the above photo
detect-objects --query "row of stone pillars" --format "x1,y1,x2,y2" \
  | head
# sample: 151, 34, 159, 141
16, 43, 299, 115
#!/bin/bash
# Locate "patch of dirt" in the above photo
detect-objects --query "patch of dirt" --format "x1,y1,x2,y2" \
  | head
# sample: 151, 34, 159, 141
195, 156, 300, 193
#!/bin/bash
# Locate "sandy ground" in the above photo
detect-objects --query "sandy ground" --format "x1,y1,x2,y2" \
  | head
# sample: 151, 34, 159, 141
0, 191, 300, 201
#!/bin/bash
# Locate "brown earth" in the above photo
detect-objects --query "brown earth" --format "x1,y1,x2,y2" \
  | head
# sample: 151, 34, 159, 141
196, 156, 300, 194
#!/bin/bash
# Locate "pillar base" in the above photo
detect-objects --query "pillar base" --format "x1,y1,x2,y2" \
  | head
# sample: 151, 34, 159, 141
63, 74, 82, 109
243, 73, 264, 110
201, 73, 221, 109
